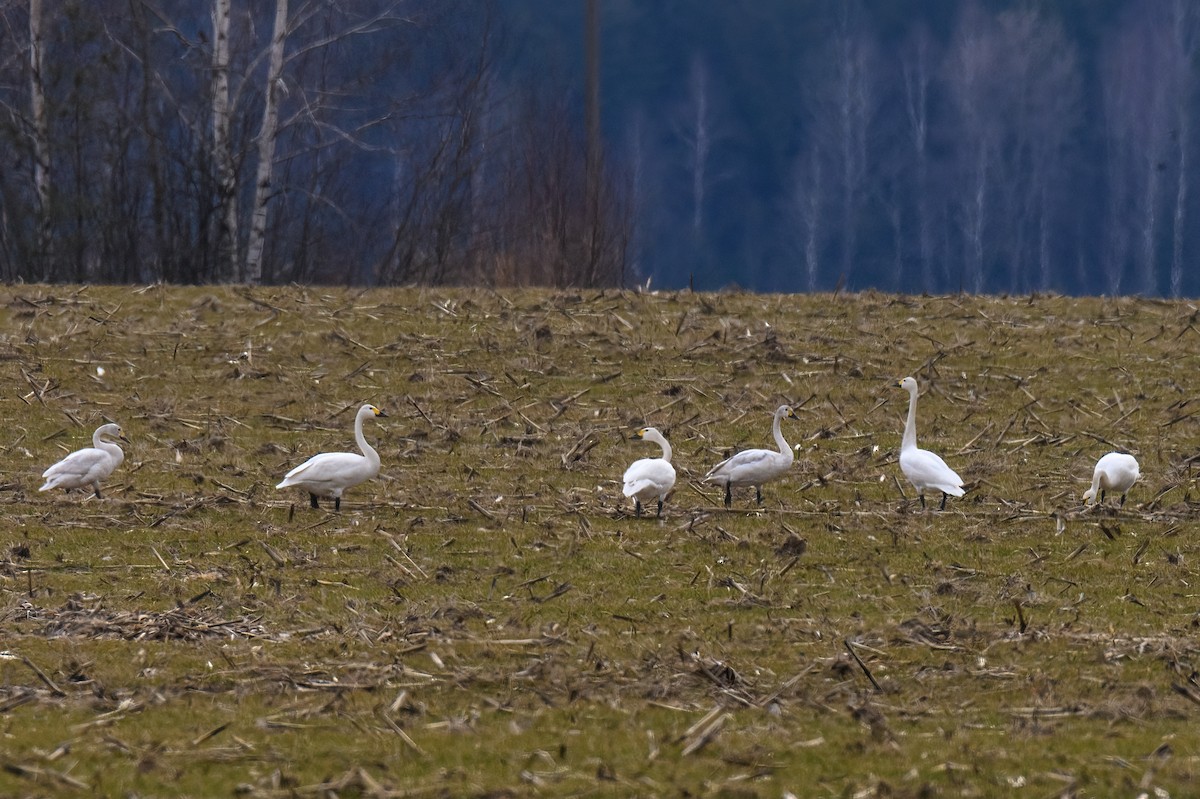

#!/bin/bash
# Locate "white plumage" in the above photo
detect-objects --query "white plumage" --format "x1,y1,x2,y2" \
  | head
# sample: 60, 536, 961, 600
40, 422, 128, 498
622, 427, 676, 518
897, 377, 964, 510
1083, 452, 1139, 507
704, 404, 798, 507
276, 404, 387, 511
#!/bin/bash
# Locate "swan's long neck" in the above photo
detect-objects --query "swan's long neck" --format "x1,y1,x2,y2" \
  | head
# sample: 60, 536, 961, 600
355, 409, 380, 471
902, 387, 919, 452
772, 408, 794, 461
1087, 469, 1104, 499
95, 430, 124, 466
653, 433, 672, 463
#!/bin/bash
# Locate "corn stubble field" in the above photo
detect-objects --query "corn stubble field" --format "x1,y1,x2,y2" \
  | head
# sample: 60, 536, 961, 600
2, 285, 1199, 798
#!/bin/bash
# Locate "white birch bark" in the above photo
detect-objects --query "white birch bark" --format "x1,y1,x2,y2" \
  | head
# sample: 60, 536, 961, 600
1169, 0, 1196, 298
211, 0, 237, 281
29, 0, 51, 279
902, 26, 934, 292
244, 0, 288, 284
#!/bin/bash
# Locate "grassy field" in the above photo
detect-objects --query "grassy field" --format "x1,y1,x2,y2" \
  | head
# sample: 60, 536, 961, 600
1, 284, 1199, 798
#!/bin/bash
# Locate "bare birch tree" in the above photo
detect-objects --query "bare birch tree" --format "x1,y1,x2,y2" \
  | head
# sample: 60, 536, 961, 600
944, 2, 1000, 293
793, 3, 877, 290
1100, 5, 1177, 295
28, 0, 50, 279
900, 23, 936, 292
243, 0, 288, 284
681, 55, 714, 233
210, 0, 238, 281
794, 146, 823, 291
1168, 0, 1198, 297
831, 9, 875, 284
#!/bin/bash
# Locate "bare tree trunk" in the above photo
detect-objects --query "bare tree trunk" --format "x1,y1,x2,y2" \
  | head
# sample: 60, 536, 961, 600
131, 0, 166, 282
687, 56, 710, 233
211, 0, 238, 282
967, 143, 987, 293
902, 26, 934, 292
802, 147, 821, 291
583, 0, 601, 284
625, 111, 645, 285
1171, 108, 1188, 298
244, 0, 289, 284
1038, 185, 1051, 289
29, 0, 51, 280
828, 5, 873, 286
1169, 0, 1196, 297
1139, 147, 1162, 295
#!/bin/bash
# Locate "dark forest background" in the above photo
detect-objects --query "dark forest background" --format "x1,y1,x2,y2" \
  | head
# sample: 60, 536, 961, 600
1, 1, 1196, 295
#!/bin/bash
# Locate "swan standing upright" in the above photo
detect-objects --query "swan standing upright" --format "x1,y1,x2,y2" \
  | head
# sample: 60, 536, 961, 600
622, 427, 676, 518
40, 422, 128, 498
1083, 452, 1139, 507
277, 404, 387, 511
896, 377, 964, 510
704, 404, 798, 508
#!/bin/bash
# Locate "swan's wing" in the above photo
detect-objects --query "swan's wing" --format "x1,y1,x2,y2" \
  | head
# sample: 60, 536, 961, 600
900, 448, 964, 495
705, 448, 789, 485
625, 478, 661, 499
705, 448, 771, 478
277, 452, 372, 492
40, 448, 113, 489
623, 458, 676, 498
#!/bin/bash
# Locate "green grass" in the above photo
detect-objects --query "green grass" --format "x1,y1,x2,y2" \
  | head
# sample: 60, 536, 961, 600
2, 285, 1200, 797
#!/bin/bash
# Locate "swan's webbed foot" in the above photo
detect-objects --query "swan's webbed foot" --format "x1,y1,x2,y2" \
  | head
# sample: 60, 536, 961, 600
309, 494, 320, 509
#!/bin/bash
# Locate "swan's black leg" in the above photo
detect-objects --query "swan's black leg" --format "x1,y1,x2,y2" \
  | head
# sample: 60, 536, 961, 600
939, 492, 948, 511
919, 493, 926, 509
634, 499, 643, 518
334, 497, 341, 512
1100, 489, 1106, 503
94, 487, 103, 499
723, 484, 732, 508
309, 494, 320, 509
656, 498, 664, 518
1119, 493, 1127, 507
755, 486, 763, 505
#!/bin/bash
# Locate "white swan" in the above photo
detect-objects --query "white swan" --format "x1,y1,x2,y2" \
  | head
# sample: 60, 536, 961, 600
897, 376, 964, 510
623, 427, 676, 518
40, 422, 128, 498
276, 404, 387, 511
704, 404, 798, 507
1083, 452, 1139, 507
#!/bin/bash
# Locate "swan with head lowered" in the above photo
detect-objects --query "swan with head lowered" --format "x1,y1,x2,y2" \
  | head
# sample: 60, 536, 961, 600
704, 404, 798, 508
896, 377, 964, 510
277, 404, 387, 511
40, 422, 128, 498
1083, 452, 1139, 507
623, 427, 676, 518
